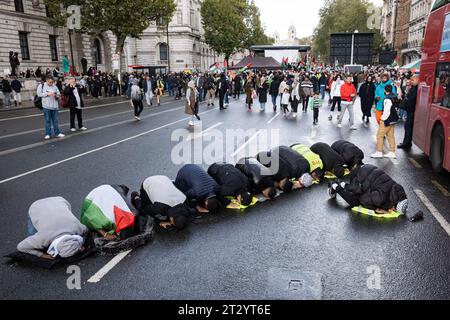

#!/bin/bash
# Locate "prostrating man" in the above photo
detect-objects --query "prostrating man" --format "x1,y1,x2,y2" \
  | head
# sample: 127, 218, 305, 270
175, 164, 220, 213
235, 157, 277, 199
257, 149, 294, 193
328, 164, 408, 215
81, 184, 138, 241
290, 144, 324, 180
310, 142, 346, 179
331, 140, 365, 169
207, 163, 253, 207
17, 197, 87, 260
131, 175, 194, 229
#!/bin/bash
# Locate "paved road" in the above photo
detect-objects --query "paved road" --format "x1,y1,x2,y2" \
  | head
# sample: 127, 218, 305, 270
0, 94, 449, 300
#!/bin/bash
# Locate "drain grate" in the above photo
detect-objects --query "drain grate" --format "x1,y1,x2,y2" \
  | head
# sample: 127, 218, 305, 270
265, 268, 323, 300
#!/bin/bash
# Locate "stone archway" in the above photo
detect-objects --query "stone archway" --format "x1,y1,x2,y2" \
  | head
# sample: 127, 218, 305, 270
89, 33, 113, 72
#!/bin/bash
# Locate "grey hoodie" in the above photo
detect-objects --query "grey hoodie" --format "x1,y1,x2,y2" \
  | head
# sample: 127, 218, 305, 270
17, 197, 88, 257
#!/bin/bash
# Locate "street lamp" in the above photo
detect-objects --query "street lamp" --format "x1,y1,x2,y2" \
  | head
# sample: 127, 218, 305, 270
68, 28, 75, 76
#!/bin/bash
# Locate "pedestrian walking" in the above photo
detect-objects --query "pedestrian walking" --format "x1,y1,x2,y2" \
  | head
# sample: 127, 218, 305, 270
64, 77, 87, 132
269, 73, 281, 112
281, 87, 291, 116
218, 73, 229, 110
337, 75, 357, 130
310, 91, 322, 126
245, 77, 254, 111
38, 76, 64, 140
301, 77, 314, 113
234, 74, 242, 99
1, 76, 12, 108
328, 75, 343, 121
375, 73, 396, 124
130, 79, 144, 121
205, 74, 216, 107
289, 78, 301, 118
185, 80, 200, 126
154, 77, 164, 106
358, 75, 376, 124
258, 76, 269, 112
143, 74, 153, 107
11, 76, 22, 107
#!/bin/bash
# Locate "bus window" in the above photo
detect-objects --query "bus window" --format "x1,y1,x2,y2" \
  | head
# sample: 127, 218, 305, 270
433, 63, 450, 108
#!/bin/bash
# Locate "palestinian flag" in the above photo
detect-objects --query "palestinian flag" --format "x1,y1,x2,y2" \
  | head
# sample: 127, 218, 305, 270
81, 185, 135, 234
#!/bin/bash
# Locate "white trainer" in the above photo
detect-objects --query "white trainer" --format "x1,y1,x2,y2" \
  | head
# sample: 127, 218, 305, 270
371, 151, 384, 159
56, 133, 65, 138
44, 135, 51, 140
70, 128, 76, 132
337, 124, 342, 128
384, 152, 397, 159
350, 125, 357, 130
80, 127, 87, 131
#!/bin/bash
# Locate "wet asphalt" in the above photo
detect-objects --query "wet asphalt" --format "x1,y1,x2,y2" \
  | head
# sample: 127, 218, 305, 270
0, 93, 449, 300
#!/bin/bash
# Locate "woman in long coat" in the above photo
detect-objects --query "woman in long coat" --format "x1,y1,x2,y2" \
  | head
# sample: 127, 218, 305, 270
358, 75, 376, 124
258, 76, 268, 112
185, 80, 199, 126
245, 75, 254, 111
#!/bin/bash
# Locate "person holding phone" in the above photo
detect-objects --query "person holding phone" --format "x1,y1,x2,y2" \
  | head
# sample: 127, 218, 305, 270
64, 77, 87, 132
37, 76, 64, 140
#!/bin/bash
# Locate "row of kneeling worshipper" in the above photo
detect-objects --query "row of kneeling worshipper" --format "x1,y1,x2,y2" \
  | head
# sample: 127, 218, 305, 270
13, 140, 409, 262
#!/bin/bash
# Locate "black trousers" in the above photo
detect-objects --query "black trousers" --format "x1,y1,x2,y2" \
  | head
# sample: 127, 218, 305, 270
302, 96, 310, 111
219, 92, 225, 109
313, 108, 319, 123
336, 187, 360, 207
70, 108, 83, 129
402, 112, 415, 147
133, 100, 144, 117
291, 98, 299, 113
331, 97, 341, 112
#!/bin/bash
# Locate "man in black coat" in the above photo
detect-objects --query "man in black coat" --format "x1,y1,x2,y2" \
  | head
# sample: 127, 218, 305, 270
175, 164, 220, 213
235, 157, 277, 199
218, 74, 229, 110
310, 142, 346, 178
328, 164, 408, 214
331, 140, 364, 169
257, 149, 293, 193
207, 163, 253, 207
398, 76, 419, 150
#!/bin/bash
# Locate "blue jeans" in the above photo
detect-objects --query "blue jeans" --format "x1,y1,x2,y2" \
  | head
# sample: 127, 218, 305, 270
27, 214, 37, 236
225, 92, 229, 104
320, 85, 326, 100
271, 95, 277, 107
43, 108, 61, 136
198, 88, 204, 102
3, 92, 11, 106
167, 84, 173, 96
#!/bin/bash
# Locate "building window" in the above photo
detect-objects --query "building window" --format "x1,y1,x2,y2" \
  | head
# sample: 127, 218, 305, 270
18, 32, 30, 60
177, 11, 182, 24
159, 43, 168, 61
190, 10, 195, 27
14, 0, 24, 13
94, 39, 102, 65
49, 35, 58, 61
433, 63, 450, 108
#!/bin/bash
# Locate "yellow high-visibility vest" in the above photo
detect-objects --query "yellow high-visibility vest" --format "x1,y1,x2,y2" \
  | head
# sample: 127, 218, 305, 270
291, 144, 323, 173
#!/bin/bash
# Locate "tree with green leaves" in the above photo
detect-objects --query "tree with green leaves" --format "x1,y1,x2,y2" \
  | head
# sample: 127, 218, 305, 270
312, 0, 386, 62
201, 0, 272, 64
44, 0, 176, 54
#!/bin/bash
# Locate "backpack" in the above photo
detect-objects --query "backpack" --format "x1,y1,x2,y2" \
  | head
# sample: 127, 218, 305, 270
384, 97, 399, 126
33, 84, 43, 110
60, 92, 69, 108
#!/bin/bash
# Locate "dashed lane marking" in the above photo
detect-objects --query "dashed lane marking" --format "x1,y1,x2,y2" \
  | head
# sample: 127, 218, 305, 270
414, 189, 450, 237
187, 122, 223, 141
408, 157, 423, 169
87, 250, 132, 283
230, 129, 262, 158
0, 108, 217, 185
267, 112, 280, 124
431, 180, 450, 197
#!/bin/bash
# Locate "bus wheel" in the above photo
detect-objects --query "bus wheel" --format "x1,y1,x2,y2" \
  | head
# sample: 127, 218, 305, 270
430, 125, 445, 173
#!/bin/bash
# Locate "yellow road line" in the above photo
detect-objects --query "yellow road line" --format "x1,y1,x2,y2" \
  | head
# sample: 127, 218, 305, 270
431, 180, 450, 197
408, 157, 423, 169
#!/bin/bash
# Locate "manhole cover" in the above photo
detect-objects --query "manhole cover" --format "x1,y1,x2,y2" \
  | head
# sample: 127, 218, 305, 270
265, 268, 323, 300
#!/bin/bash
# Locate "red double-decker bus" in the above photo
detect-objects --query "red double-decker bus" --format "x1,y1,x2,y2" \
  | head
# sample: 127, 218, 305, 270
414, 0, 450, 172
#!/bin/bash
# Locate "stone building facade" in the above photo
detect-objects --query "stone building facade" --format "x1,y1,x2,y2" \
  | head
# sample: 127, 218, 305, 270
0, 0, 223, 76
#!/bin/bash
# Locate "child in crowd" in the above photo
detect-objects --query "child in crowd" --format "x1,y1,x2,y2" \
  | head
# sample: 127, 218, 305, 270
310, 91, 322, 126
281, 87, 291, 116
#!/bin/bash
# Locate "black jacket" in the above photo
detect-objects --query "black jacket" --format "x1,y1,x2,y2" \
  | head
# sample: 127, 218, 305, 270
175, 164, 219, 202
208, 163, 250, 199
235, 157, 276, 194
331, 140, 364, 168
403, 85, 418, 114
258, 146, 310, 180
346, 164, 407, 211
310, 142, 345, 177
63, 85, 85, 109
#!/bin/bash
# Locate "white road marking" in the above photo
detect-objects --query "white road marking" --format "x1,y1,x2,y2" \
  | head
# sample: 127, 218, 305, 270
389, 158, 399, 165
87, 250, 132, 283
0, 109, 217, 184
431, 180, 450, 197
0, 106, 184, 156
266, 113, 280, 124
408, 157, 423, 169
414, 189, 450, 237
0, 99, 172, 122
187, 122, 222, 141
230, 129, 262, 157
